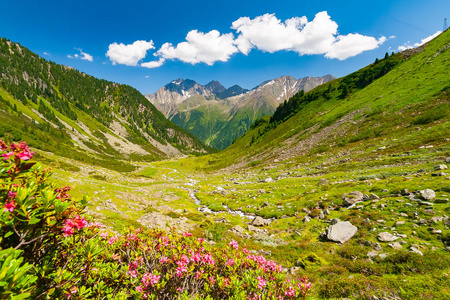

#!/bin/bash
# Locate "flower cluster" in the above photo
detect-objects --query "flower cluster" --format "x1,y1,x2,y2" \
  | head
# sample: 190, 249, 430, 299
62, 215, 87, 237
1, 141, 34, 161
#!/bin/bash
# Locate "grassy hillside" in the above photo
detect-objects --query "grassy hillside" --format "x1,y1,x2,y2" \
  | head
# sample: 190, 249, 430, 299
0, 38, 210, 171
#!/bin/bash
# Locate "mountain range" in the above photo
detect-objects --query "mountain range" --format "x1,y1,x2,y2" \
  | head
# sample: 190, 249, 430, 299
145, 75, 334, 149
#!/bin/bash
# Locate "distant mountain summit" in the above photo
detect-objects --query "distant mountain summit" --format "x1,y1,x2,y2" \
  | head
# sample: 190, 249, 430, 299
145, 75, 334, 149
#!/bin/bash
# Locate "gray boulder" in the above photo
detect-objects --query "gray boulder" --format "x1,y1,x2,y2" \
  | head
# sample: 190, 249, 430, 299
434, 164, 448, 170
342, 191, 364, 206
325, 221, 358, 243
250, 216, 270, 227
419, 189, 436, 200
377, 232, 399, 242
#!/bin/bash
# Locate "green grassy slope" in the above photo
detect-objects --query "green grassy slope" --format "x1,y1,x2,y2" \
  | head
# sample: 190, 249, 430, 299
202, 30, 449, 170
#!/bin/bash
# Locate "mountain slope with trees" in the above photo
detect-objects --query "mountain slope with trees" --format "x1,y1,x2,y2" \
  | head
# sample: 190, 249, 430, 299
0, 38, 210, 171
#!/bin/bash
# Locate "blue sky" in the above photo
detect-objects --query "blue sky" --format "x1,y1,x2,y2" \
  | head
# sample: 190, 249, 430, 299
1, 0, 448, 94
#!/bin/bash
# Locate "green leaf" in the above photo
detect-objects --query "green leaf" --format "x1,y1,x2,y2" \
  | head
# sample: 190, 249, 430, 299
28, 216, 40, 225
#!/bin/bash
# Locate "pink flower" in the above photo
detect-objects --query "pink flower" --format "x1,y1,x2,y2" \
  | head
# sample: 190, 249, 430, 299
17, 150, 34, 161
100, 232, 108, 239
243, 248, 249, 254
7, 191, 17, 199
183, 231, 192, 237
159, 256, 168, 264
108, 236, 119, 245
73, 215, 87, 229
62, 225, 74, 237
284, 286, 295, 297
202, 253, 215, 266
257, 276, 267, 290
224, 278, 230, 287
229, 240, 239, 250
195, 269, 204, 279
226, 258, 235, 267
2, 152, 14, 160
89, 221, 103, 228
136, 285, 144, 293
209, 276, 215, 284
142, 273, 161, 287
4, 201, 16, 213
176, 266, 187, 277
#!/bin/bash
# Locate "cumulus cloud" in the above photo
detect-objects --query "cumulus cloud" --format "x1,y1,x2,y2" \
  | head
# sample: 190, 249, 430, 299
106, 40, 154, 66
67, 48, 93, 61
326, 34, 387, 60
398, 31, 442, 51
43, 52, 51, 56
156, 30, 239, 65
106, 11, 386, 68
141, 58, 165, 68
232, 11, 385, 59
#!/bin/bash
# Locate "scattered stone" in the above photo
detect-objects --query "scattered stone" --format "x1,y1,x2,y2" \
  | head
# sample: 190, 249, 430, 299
303, 216, 311, 223
363, 218, 370, 225
262, 177, 273, 183
377, 232, 399, 242
419, 189, 436, 200
370, 193, 380, 200
424, 209, 436, 214
432, 229, 442, 234
365, 240, 383, 251
231, 225, 247, 237
318, 178, 329, 185
382, 189, 389, 193
445, 157, 450, 163
388, 242, 403, 250
396, 234, 407, 238
429, 216, 444, 223
258, 189, 266, 194
247, 225, 268, 234
432, 172, 448, 177
324, 221, 358, 243
330, 218, 340, 225
378, 253, 388, 259
342, 191, 364, 206
410, 247, 423, 256
434, 164, 448, 170
323, 209, 330, 215
288, 267, 301, 275
395, 221, 405, 226
400, 213, 408, 217
250, 216, 271, 227
419, 201, 434, 206
367, 251, 379, 258
261, 201, 269, 207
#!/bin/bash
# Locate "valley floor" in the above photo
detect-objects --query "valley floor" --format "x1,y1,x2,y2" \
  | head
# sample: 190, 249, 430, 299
40, 137, 450, 299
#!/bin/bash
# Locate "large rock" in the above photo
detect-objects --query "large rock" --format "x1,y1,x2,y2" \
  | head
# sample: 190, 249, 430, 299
434, 164, 448, 170
419, 189, 436, 200
325, 221, 358, 243
250, 216, 271, 227
342, 191, 364, 206
377, 232, 398, 242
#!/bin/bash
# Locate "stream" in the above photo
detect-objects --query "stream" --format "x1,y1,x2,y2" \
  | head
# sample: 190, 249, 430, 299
188, 189, 275, 222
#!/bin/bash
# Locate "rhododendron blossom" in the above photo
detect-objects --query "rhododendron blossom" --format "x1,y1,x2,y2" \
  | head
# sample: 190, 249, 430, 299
229, 240, 239, 250
4, 200, 16, 212
257, 276, 267, 289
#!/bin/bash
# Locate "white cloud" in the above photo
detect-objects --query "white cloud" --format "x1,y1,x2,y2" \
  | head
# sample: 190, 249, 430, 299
156, 30, 238, 65
398, 31, 441, 51
232, 11, 385, 59
43, 52, 51, 56
141, 58, 165, 68
326, 34, 387, 60
67, 48, 93, 62
106, 40, 154, 66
